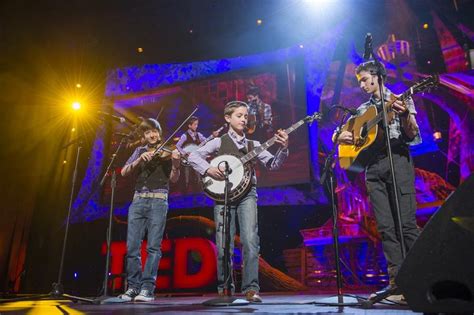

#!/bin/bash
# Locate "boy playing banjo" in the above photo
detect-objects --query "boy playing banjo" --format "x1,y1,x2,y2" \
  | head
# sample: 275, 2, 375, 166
187, 101, 289, 302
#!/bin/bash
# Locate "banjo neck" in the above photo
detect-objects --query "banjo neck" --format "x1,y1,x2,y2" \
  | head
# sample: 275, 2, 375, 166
239, 118, 307, 165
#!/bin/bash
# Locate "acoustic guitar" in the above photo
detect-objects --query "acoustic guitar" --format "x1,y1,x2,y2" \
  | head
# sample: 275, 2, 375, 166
338, 75, 438, 173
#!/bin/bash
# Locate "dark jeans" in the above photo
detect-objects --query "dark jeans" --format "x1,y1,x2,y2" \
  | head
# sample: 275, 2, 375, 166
365, 151, 420, 284
126, 196, 168, 292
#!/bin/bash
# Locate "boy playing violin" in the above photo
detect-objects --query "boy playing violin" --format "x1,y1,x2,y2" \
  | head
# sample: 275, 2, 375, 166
118, 118, 181, 302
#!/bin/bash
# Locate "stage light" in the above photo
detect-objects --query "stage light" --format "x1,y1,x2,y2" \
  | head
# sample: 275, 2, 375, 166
423, 23, 429, 29
299, 44, 304, 48
76, 83, 82, 88
71, 127, 76, 132
256, 19, 262, 25
189, 29, 193, 34
427, 60, 431, 64
63, 160, 67, 164
137, 47, 144, 53
433, 130, 442, 142
303, 0, 336, 8
71, 101, 81, 111
74, 272, 78, 278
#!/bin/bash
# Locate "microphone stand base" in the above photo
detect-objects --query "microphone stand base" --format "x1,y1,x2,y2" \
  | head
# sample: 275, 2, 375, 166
202, 296, 249, 306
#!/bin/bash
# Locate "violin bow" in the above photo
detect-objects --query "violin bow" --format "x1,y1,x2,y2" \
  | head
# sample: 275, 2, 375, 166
152, 105, 199, 156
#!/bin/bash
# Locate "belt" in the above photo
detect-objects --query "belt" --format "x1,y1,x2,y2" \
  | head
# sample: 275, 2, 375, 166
134, 191, 168, 200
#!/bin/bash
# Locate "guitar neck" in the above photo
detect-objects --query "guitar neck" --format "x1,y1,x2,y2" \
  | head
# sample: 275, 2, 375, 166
199, 125, 225, 147
368, 88, 415, 129
240, 119, 305, 164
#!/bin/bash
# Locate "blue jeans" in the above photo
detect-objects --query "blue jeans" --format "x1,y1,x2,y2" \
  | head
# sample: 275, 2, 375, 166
126, 196, 168, 292
214, 187, 260, 294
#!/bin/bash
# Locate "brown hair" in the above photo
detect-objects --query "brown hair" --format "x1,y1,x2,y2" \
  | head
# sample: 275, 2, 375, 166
246, 85, 260, 97
355, 60, 387, 80
224, 101, 249, 116
187, 116, 199, 126
139, 118, 162, 135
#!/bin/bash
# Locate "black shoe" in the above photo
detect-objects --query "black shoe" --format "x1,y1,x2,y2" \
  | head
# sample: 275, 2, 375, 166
368, 285, 401, 301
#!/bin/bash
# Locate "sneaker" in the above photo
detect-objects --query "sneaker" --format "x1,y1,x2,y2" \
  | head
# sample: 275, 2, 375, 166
245, 290, 262, 303
118, 288, 140, 301
134, 289, 155, 302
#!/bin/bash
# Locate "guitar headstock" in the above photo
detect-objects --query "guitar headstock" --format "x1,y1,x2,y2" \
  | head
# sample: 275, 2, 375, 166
304, 111, 323, 124
412, 74, 439, 94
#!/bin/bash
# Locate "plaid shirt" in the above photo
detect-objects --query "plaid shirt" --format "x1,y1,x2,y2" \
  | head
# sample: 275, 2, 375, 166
357, 87, 422, 146
248, 100, 272, 128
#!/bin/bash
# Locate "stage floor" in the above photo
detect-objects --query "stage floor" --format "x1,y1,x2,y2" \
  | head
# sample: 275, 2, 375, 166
0, 292, 420, 314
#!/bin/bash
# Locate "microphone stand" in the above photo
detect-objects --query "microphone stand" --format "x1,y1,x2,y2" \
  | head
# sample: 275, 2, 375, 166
203, 161, 248, 306
94, 129, 136, 304
0, 138, 95, 304
360, 44, 406, 308
318, 112, 361, 311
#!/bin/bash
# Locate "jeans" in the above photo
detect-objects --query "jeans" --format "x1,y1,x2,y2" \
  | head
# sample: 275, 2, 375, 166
126, 196, 168, 292
214, 187, 260, 294
365, 151, 420, 285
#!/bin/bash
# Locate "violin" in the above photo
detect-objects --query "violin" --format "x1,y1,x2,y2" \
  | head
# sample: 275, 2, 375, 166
148, 142, 177, 161
142, 105, 200, 163
147, 142, 189, 165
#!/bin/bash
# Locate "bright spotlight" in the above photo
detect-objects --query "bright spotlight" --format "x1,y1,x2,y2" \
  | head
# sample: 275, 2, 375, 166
302, 0, 338, 14
72, 101, 81, 111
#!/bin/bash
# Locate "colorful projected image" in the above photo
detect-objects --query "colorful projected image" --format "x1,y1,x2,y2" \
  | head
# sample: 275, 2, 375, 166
106, 62, 311, 205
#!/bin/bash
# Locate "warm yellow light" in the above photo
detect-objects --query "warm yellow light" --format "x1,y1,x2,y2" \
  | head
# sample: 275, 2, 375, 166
63, 160, 67, 164
71, 127, 76, 132
137, 47, 144, 53
423, 23, 429, 29
76, 83, 82, 88
256, 19, 262, 25
72, 102, 81, 110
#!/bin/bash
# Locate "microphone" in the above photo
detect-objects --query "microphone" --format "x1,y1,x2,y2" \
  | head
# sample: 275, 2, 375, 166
363, 33, 373, 60
333, 105, 357, 116
97, 110, 126, 123
222, 161, 232, 175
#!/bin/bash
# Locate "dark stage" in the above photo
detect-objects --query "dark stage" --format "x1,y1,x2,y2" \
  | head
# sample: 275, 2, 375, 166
0, 292, 416, 314
2, 1, 474, 315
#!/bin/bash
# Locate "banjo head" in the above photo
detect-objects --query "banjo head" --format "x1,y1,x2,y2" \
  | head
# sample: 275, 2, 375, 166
202, 154, 250, 201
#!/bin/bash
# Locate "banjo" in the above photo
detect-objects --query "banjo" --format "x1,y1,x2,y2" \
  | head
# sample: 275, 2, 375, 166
181, 124, 227, 166
202, 112, 322, 202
